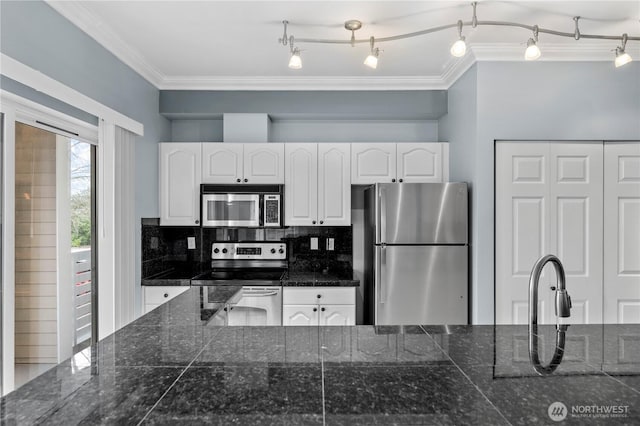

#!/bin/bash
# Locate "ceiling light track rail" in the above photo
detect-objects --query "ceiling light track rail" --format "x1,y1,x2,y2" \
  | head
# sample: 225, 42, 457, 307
280, 2, 638, 69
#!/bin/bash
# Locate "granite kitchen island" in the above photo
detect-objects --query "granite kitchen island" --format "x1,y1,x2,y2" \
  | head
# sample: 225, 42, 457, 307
2, 286, 639, 425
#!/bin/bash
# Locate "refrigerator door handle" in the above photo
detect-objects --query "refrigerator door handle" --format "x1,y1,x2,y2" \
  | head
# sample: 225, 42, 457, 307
379, 187, 386, 244
379, 245, 387, 304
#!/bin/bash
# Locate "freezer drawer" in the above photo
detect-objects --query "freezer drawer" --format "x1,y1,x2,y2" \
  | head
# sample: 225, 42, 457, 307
375, 245, 467, 325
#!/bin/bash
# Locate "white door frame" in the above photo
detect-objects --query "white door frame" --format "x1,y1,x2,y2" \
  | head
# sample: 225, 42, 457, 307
1, 55, 143, 396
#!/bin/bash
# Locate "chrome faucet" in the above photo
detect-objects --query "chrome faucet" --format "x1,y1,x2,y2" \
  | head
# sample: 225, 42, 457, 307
528, 254, 572, 375
528, 254, 572, 326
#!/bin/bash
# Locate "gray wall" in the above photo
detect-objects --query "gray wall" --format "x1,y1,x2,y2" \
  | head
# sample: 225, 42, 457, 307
440, 61, 640, 324
0, 0, 171, 315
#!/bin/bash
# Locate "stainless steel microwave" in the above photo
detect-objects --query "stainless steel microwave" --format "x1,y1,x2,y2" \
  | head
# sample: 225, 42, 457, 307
201, 184, 283, 228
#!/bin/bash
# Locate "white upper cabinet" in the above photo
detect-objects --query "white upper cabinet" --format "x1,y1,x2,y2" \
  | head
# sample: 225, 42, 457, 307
318, 144, 351, 226
202, 143, 243, 183
243, 143, 285, 183
351, 143, 397, 184
202, 143, 284, 184
285, 143, 350, 226
285, 144, 318, 226
397, 143, 444, 183
159, 143, 202, 226
351, 142, 448, 184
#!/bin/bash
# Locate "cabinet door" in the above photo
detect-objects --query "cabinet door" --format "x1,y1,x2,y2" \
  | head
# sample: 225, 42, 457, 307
604, 142, 640, 324
243, 143, 284, 184
283, 305, 319, 326
351, 143, 396, 184
143, 286, 189, 312
397, 143, 443, 183
320, 305, 355, 326
202, 143, 243, 183
160, 143, 201, 226
318, 144, 351, 226
285, 144, 318, 226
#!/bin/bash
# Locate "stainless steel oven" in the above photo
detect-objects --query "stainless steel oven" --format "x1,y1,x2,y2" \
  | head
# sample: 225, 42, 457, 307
201, 184, 283, 228
193, 242, 287, 326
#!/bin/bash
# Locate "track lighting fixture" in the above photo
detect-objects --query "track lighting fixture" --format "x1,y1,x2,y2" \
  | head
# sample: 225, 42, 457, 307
278, 3, 638, 70
615, 34, 633, 68
524, 25, 541, 61
450, 20, 466, 58
288, 47, 302, 69
364, 37, 380, 69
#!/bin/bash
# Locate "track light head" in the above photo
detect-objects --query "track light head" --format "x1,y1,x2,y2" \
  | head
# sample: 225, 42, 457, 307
615, 34, 632, 67
288, 48, 302, 69
450, 20, 467, 57
525, 26, 541, 61
364, 36, 380, 69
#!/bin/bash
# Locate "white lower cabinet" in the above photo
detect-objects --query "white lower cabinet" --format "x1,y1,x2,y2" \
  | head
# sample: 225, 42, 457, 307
143, 286, 189, 314
282, 287, 355, 326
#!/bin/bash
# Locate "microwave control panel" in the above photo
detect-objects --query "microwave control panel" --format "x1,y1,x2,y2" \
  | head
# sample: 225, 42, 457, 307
263, 194, 281, 227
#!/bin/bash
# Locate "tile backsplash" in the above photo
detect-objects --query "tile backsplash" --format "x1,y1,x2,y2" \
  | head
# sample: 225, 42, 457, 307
142, 219, 353, 278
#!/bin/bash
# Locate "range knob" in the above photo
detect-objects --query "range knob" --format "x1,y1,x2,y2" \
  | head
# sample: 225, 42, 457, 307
278, 248, 284, 254
270, 248, 276, 254
222, 248, 228, 254
213, 248, 220, 254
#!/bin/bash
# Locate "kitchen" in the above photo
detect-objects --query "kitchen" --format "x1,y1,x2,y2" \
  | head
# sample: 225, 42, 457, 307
1, 1, 640, 424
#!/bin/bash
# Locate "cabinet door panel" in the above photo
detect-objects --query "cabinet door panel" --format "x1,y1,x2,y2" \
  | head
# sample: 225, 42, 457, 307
160, 143, 201, 226
320, 305, 355, 326
202, 143, 243, 183
318, 144, 350, 226
351, 143, 396, 184
397, 143, 443, 183
244, 143, 284, 184
285, 144, 318, 226
283, 305, 319, 326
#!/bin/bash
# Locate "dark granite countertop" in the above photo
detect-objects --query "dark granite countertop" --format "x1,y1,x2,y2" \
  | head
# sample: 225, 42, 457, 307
282, 271, 359, 287
142, 268, 360, 287
3, 286, 639, 425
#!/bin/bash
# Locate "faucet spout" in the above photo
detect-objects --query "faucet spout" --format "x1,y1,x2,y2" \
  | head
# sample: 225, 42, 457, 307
529, 254, 571, 326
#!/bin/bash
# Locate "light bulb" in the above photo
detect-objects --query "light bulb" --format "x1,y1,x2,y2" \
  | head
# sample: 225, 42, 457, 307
524, 38, 541, 61
364, 50, 379, 69
450, 38, 466, 57
288, 49, 302, 69
615, 48, 632, 68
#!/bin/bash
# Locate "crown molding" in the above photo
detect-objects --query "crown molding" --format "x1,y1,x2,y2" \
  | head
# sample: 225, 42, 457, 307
158, 75, 448, 91
46, 1, 165, 88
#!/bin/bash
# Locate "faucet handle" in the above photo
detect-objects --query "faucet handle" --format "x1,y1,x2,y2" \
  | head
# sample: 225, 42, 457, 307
555, 289, 572, 318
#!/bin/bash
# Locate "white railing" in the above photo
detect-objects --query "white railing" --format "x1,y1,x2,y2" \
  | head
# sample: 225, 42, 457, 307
72, 248, 92, 347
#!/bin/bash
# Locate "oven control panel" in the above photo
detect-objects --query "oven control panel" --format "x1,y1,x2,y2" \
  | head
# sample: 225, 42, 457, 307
211, 242, 287, 260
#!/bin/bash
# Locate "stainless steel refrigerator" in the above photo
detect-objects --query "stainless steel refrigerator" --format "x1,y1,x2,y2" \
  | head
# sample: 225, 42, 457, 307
363, 183, 468, 325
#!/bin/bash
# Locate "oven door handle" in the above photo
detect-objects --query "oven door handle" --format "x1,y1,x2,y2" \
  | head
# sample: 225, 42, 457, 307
242, 290, 280, 297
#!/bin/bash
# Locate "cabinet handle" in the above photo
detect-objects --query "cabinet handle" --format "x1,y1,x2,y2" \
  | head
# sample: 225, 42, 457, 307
392, 178, 396, 183
195, 219, 199, 225
236, 178, 241, 183
313, 307, 318, 312
319, 220, 324, 225
399, 179, 404, 183
321, 307, 326, 312
163, 293, 169, 298
244, 178, 248, 183
317, 294, 322, 299
312, 220, 316, 225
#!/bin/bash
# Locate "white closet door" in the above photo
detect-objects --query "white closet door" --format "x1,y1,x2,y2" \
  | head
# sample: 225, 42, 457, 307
496, 142, 550, 324
549, 142, 603, 324
604, 142, 640, 324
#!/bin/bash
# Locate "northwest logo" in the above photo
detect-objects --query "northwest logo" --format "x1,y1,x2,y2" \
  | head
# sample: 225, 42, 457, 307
548, 401, 568, 422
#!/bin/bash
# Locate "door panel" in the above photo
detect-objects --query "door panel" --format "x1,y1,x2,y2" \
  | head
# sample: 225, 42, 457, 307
243, 143, 284, 184
318, 144, 350, 226
320, 305, 355, 326
375, 245, 467, 325
397, 143, 443, 183
351, 143, 396, 184
202, 143, 242, 184
284, 144, 317, 226
376, 182, 467, 244
283, 305, 318, 326
160, 143, 201, 226
604, 142, 640, 323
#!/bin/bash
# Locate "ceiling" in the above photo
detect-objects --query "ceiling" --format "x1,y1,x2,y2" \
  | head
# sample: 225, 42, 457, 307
47, 1, 640, 90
